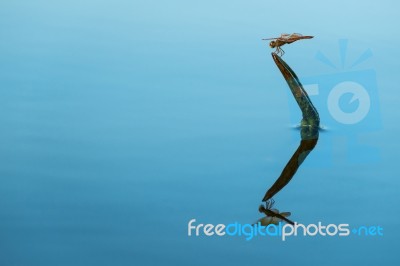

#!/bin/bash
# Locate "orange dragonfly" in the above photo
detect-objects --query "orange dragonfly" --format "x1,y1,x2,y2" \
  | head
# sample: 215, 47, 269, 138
262, 33, 314, 56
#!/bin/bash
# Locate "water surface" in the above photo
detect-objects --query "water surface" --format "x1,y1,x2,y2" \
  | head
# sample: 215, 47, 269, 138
0, 1, 399, 265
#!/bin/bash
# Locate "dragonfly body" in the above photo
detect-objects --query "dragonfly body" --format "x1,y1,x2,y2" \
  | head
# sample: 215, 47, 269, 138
262, 33, 313, 56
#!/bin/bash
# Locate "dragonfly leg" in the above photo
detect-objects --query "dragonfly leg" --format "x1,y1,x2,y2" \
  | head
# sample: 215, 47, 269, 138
275, 46, 284, 56
265, 198, 275, 209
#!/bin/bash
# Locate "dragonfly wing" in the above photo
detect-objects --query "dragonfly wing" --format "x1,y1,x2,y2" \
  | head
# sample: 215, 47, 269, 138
291, 33, 303, 37
258, 216, 273, 226
285, 33, 313, 42
280, 212, 291, 217
292, 33, 314, 39
270, 208, 279, 214
297, 36, 314, 39
270, 217, 280, 225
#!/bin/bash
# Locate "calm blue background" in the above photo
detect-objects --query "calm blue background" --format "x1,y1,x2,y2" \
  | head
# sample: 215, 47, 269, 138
1, 0, 399, 265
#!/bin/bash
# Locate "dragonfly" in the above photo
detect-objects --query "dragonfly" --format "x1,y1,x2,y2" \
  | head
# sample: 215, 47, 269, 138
255, 199, 294, 226
262, 33, 314, 56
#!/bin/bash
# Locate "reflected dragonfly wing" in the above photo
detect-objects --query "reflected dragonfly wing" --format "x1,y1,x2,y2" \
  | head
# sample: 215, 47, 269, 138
270, 216, 281, 225
272, 212, 295, 225
258, 205, 295, 225
255, 216, 274, 226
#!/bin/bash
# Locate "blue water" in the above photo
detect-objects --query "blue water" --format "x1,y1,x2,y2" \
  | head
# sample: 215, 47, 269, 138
1, 1, 399, 265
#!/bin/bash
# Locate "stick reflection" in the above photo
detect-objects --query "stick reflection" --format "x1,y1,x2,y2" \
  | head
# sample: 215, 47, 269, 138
258, 53, 320, 223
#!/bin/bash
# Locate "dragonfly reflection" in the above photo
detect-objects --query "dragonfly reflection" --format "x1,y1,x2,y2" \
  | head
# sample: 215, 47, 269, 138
256, 199, 294, 226
262, 33, 313, 56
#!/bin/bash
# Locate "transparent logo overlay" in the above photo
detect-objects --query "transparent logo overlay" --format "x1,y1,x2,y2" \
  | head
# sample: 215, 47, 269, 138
188, 219, 383, 241
286, 39, 381, 164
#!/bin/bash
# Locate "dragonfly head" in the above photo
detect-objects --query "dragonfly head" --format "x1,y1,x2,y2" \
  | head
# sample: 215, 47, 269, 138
269, 41, 276, 48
